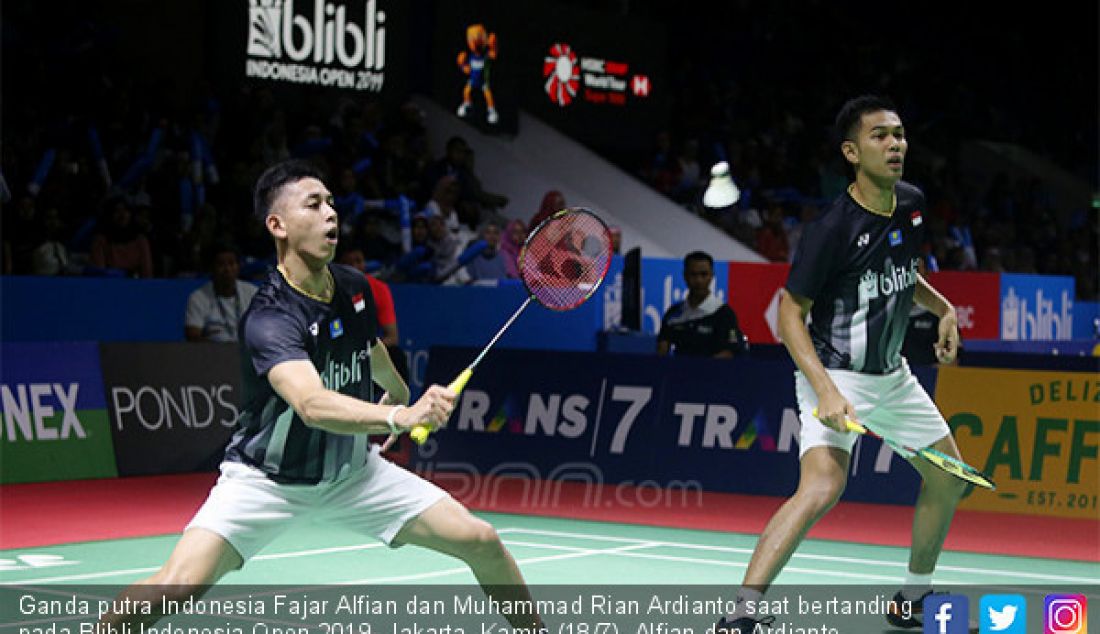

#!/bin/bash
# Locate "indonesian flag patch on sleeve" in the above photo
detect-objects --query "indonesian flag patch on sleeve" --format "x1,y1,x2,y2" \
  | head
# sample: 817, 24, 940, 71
911, 210, 923, 226
352, 293, 366, 312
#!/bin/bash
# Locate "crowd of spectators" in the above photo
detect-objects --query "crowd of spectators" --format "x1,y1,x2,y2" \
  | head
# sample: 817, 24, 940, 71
1, 61, 535, 287
632, 1, 1098, 300
3, 2, 1096, 302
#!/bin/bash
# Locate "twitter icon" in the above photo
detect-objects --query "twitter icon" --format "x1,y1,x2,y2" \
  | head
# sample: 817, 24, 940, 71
980, 595, 1026, 634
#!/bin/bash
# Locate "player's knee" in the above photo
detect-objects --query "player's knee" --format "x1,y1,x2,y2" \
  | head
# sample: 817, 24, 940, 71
458, 518, 506, 562
798, 482, 845, 516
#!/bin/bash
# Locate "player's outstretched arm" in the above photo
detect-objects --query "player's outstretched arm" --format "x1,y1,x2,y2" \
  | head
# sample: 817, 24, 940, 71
370, 338, 409, 405
777, 289, 855, 431
267, 359, 449, 435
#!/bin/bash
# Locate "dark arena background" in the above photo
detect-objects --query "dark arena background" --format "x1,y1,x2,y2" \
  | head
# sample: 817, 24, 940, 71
2, 1, 1098, 633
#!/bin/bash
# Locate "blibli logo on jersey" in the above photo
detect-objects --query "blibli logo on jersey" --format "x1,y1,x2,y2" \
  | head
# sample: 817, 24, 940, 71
858, 257, 920, 303
320, 351, 363, 392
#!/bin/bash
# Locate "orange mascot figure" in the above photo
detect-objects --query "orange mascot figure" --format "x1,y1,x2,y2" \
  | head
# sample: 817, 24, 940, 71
456, 24, 499, 125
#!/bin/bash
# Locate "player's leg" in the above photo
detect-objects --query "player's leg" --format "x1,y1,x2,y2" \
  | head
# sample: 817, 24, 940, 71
334, 452, 543, 630
102, 462, 297, 627
742, 445, 850, 590
100, 529, 244, 626
483, 86, 498, 124
907, 433, 967, 576
874, 364, 966, 628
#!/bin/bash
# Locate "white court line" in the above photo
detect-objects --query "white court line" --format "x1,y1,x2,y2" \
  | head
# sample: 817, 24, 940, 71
343, 542, 659, 584
502, 539, 900, 583
502, 527, 1100, 584
0, 541, 395, 585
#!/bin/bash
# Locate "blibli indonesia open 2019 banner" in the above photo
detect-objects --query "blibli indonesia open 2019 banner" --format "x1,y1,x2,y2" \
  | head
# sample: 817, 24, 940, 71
935, 365, 1099, 518
0, 343, 117, 484
209, 0, 409, 100
419, 347, 932, 506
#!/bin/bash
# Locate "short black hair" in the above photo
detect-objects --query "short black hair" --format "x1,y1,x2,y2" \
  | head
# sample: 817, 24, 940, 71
834, 94, 898, 143
684, 250, 714, 269
205, 241, 240, 267
253, 159, 326, 219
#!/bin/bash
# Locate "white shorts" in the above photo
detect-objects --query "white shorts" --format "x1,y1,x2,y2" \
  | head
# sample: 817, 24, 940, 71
186, 445, 449, 561
794, 361, 950, 458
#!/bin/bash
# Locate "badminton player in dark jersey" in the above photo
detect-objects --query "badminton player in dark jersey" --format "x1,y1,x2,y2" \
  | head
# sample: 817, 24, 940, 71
717, 96, 966, 632
102, 160, 544, 632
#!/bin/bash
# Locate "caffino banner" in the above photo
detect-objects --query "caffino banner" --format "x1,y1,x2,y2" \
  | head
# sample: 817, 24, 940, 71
935, 365, 1099, 518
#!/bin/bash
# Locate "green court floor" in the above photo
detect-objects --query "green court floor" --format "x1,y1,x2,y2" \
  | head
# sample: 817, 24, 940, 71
2, 512, 1094, 588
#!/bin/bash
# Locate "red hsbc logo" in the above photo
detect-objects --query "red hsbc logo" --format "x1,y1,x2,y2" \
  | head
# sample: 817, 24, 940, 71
632, 75, 650, 97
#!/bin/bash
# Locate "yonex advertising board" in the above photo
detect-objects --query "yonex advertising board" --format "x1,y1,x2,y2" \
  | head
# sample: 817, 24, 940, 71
935, 365, 1100, 518
0, 343, 117, 483
419, 348, 939, 505
100, 343, 242, 476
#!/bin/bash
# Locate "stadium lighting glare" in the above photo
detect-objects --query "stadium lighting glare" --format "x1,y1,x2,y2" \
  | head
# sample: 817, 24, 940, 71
703, 161, 740, 208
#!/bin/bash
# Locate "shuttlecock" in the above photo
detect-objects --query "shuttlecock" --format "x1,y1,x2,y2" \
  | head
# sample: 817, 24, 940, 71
703, 161, 740, 208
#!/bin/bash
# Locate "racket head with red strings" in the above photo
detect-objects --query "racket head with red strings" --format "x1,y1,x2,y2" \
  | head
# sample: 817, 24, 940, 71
518, 207, 613, 311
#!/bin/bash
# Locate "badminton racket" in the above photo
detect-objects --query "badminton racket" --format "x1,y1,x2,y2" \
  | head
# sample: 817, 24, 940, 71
812, 408, 995, 489
409, 207, 613, 443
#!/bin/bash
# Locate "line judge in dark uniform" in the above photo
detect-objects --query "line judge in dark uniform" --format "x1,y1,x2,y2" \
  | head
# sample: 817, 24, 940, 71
657, 250, 749, 358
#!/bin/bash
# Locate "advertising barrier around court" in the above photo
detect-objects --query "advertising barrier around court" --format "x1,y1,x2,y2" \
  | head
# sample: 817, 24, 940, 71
99, 342, 242, 476
726, 261, 790, 345
1000, 273, 1076, 341
926, 270, 1001, 340
0, 343, 118, 484
934, 365, 1100, 518
417, 347, 941, 506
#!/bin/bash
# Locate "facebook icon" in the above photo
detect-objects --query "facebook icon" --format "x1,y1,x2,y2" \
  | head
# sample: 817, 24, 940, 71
923, 594, 969, 634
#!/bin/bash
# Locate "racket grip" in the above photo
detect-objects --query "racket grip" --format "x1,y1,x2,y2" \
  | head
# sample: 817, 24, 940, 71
811, 408, 868, 435
409, 368, 475, 445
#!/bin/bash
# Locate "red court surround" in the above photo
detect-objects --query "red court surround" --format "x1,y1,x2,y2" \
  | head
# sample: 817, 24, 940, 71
1, 472, 1096, 562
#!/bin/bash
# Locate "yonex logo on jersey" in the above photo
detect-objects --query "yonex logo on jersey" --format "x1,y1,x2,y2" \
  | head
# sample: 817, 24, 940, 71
857, 233, 870, 247
330, 319, 344, 338
889, 230, 903, 246
309, 323, 320, 337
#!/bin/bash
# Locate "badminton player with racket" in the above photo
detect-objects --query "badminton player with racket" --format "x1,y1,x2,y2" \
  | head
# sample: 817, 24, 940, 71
100, 160, 544, 634
717, 96, 974, 634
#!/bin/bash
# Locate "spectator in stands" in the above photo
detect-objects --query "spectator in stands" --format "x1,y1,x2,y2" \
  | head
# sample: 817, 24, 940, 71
530, 189, 566, 231
657, 251, 748, 358
755, 203, 791, 262
426, 207, 469, 285
184, 243, 258, 342
465, 219, 510, 283
427, 174, 477, 248
89, 196, 154, 278
30, 207, 72, 276
420, 136, 507, 214
6, 195, 42, 274
609, 225, 623, 255
786, 202, 819, 263
500, 219, 525, 278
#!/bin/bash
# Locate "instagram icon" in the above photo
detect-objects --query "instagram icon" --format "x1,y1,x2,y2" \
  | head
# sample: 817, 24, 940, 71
1045, 594, 1088, 634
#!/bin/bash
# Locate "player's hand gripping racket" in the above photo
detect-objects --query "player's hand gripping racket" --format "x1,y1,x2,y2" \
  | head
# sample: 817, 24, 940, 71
812, 409, 995, 490
409, 208, 613, 444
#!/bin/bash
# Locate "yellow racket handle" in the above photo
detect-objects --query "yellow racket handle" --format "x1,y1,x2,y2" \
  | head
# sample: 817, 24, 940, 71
409, 368, 473, 444
810, 408, 868, 435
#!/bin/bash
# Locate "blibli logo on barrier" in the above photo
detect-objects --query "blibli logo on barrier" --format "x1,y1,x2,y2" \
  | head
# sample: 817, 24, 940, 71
1001, 286, 1074, 341
246, 0, 387, 91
